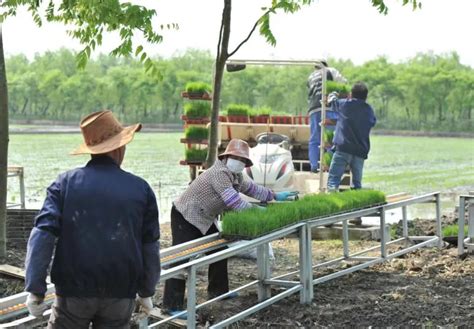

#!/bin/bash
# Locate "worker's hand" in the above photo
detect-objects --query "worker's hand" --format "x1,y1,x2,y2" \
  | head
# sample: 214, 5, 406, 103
274, 191, 298, 201
327, 91, 339, 104
136, 296, 154, 315
26, 293, 47, 318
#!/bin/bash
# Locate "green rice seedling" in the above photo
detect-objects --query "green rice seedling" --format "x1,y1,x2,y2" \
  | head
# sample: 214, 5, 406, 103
442, 224, 468, 237
323, 152, 333, 167
256, 106, 272, 116
248, 108, 258, 117
185, 81, 212, 93
323, 130, 334, 144
326, 80, 351, 95
185, 147, 207, 162
226, 104, 250, 116
184, 126, 208, 140
184, 101, 211, 118
221, 189, 386, 238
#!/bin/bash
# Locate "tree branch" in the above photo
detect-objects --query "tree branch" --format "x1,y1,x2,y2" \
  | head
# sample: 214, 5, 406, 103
228, 9, 270, 58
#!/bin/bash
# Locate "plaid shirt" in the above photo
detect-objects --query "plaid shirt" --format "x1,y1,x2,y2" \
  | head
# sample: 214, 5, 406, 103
174, 160, 274, 234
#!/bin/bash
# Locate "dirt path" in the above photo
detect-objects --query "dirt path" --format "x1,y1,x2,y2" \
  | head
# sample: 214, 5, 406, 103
1, 219, 473, 328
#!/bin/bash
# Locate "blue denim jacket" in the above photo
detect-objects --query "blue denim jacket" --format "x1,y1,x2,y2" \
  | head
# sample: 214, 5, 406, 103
331, 98, 376, 159
25, 156, 160, 298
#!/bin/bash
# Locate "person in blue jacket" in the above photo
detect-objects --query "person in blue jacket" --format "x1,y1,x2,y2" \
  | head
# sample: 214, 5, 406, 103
24, 110, 161, 328
327, 81, 376, 191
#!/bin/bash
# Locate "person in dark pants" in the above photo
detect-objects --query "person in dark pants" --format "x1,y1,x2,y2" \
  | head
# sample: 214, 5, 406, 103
327, 81, 377, 192
162, 139, 296, 318
24, 110, 161, 328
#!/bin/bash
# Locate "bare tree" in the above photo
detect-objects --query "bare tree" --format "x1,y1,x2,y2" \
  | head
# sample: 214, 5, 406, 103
0, 23, 8, 257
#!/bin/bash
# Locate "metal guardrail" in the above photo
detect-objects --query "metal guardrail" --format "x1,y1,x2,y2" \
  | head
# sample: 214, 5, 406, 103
458, 194, 474, 255
7, 167, 25, 209
0, 192, 442, 328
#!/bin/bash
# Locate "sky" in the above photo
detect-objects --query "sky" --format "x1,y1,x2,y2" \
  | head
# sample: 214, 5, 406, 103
2, 0, 473, 67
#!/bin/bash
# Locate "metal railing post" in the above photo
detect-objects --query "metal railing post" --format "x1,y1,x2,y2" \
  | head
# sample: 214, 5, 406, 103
380, 207, 387, 258
299, 224, 312, 304
342, 220, 349, 258
19, 168, 25, 209
257, 243, 271, 301
402, 206, 408, 242
435, 193, 442, 248
468, 201, 474, 253
186, 266, 197, 329
458, 196, 465, 256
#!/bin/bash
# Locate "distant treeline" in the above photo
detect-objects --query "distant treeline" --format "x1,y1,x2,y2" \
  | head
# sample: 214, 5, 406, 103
6, 48, 473, 132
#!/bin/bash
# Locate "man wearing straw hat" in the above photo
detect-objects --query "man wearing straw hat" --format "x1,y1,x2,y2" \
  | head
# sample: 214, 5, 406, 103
162, 139, 296, 319
24, 110, 161, 328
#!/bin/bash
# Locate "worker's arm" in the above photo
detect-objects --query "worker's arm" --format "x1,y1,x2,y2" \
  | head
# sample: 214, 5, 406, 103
329, 67, 347, 84
211, 170, 254, 210
25, 178, 62, 297
369, 106, 377, 127
240, 179, 275, 202
138, 183, 161, 298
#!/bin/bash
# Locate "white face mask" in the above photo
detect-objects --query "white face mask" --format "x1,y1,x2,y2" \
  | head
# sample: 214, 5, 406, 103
226, 158, 246, 173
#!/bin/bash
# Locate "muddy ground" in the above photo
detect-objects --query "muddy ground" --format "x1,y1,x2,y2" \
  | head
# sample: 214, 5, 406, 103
1, 214, 473, 328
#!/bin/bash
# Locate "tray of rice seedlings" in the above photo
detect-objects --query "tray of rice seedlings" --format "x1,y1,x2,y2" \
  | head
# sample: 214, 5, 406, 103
184, 126, 208, 141
221, 202, 303, 240
185, 147, 208, 163
183, 81, 212, 99
325, 80, 351, 96
323, 129, 334, 145
226, 104, 250, 116
221, 190, 386, 239
184, 101, 212, 119
322, 151, 333, 169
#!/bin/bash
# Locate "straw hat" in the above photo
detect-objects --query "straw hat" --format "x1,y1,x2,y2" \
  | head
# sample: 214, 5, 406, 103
218, 139, 253, 167
71, 110, 142, 155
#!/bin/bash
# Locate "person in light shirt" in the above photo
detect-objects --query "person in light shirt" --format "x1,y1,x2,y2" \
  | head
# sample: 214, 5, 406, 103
162, 139, 295, 318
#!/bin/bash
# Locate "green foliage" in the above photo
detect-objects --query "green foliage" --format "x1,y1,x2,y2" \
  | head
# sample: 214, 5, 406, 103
184, 126, 208, 140
185, 147, 207, 162
226, 104, 250, 116
371, 0, 421, 15
442, 224, 468, 237
0, 0, 179, 76
222, 189, 386, 238
326, 81, 351, 95
4, 49, 473, 132
185, 81, 212, 93
184, 101, 211, 118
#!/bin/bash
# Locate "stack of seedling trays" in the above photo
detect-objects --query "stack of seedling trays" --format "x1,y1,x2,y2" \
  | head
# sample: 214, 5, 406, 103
221, 189, 386, 239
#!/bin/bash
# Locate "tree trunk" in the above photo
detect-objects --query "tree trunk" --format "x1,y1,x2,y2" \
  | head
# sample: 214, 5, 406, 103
206, 0, 231, 169
0, 24, 9, 257
21, 98, 28, 115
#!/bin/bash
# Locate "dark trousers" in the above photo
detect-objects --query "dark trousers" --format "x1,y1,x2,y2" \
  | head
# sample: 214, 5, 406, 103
48, 296, 135, 329
162, 206, 228, 310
